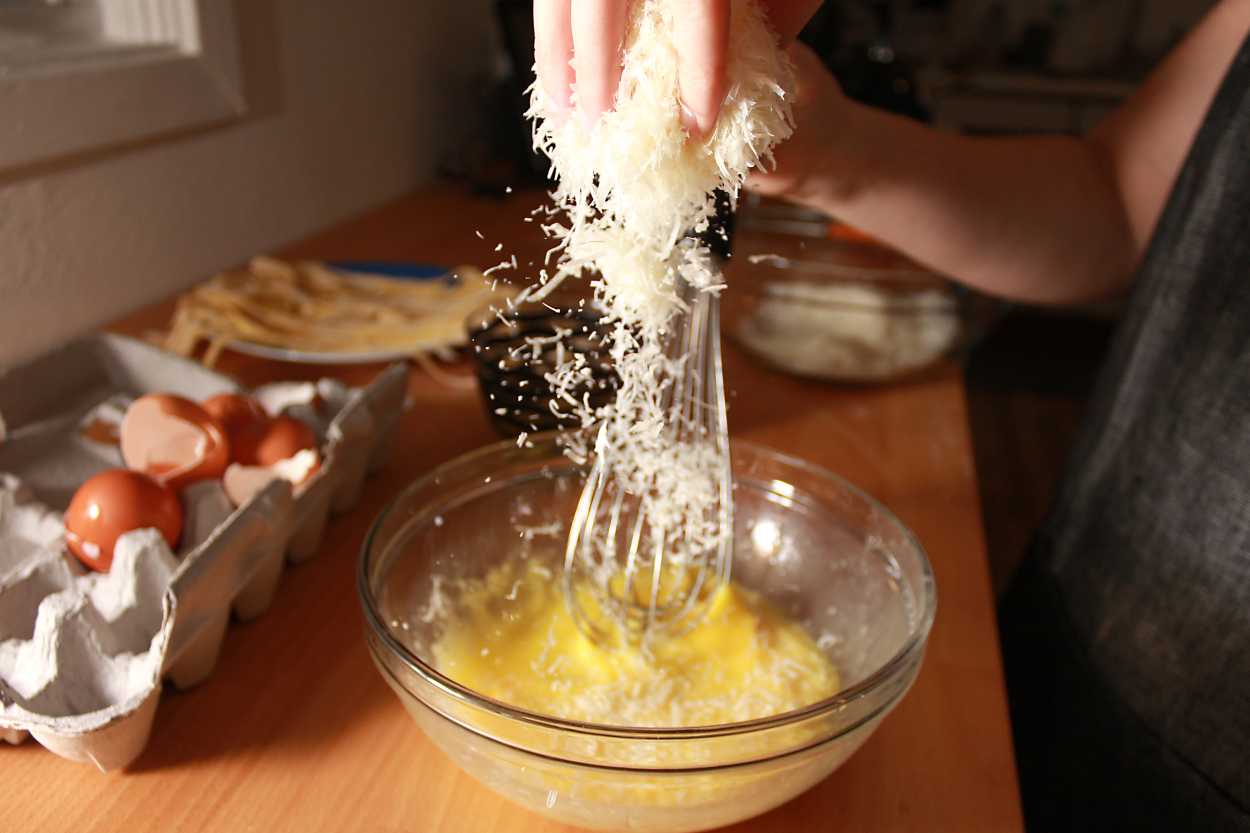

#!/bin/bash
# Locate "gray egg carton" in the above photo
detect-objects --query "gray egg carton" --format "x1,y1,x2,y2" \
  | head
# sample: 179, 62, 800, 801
0, 334, 406, 770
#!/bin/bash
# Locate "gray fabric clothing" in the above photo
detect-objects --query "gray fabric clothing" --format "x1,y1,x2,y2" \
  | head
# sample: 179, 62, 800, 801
1000, 32, 1250, 833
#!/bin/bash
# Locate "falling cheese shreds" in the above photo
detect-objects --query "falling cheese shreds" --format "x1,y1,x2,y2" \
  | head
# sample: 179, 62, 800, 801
515, 0, 796, 626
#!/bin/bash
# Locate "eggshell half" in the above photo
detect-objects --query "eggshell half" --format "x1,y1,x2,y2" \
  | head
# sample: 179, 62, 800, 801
252, 381, 322, 417
221, 449, 321, 508
120, 395, 230, 490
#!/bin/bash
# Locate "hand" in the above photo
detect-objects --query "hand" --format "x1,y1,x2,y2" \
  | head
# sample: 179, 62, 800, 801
534, 0, 823, 134
746, 42, 851, 209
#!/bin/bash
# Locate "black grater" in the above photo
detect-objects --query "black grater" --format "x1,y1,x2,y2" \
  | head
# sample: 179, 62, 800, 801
468, 297, 618, 437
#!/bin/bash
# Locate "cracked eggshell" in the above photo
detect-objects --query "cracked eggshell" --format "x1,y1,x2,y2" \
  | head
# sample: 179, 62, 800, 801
253, 379, 353, 436
253, 381, 321, 419
222, 449, 320, 509
119, 395, 229, 490
0, 334, 409, 770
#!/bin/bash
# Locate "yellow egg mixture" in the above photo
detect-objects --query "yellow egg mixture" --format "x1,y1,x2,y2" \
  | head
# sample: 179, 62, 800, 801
432, 559, 840, 727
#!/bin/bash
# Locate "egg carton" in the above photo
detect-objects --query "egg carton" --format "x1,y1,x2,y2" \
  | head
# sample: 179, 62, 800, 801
0, 334, 406, 770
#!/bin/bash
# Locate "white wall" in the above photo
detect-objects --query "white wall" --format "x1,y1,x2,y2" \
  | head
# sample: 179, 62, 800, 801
0, 0, 498, 366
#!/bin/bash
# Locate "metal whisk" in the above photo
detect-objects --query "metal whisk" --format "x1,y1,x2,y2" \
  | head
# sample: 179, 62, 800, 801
563, 278, 733, 646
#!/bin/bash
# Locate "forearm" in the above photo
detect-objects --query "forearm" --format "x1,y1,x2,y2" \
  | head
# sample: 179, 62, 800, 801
756, 2, 1250, 305
798, 102, 1137, 304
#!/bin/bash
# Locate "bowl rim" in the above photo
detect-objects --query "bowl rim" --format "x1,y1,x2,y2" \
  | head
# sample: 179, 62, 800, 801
357, 435, 937, 741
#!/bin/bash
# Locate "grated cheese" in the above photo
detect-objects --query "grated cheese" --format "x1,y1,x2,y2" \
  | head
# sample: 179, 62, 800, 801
422, 0, 824, 736
520, 0, 797, 594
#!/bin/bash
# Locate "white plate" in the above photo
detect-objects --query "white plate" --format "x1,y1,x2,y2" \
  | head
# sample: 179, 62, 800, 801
224, 340, 425, 366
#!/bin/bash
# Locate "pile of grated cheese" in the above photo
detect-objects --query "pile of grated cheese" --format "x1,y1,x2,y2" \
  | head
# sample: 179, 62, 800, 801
516, 0, 797, 589
524, 0, 796, 321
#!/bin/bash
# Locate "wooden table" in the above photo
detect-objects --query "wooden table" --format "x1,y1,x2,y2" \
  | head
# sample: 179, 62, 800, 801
4, 185, 1024, 832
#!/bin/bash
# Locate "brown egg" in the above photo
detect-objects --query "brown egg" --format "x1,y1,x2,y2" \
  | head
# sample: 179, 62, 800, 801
231, 415, 317, 467
202, 393, 267, 439
120, 394, 230, 490
64, 469, 183, 572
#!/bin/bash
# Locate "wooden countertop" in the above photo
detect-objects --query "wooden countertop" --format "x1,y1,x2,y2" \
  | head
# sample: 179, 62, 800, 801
4, 185, 1024, 833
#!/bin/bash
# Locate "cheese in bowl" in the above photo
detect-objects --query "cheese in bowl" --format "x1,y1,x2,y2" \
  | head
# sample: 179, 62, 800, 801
359, 436, 935, 832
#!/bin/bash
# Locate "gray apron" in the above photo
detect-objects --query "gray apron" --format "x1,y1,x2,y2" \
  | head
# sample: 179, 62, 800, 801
999, 34, 1250, 833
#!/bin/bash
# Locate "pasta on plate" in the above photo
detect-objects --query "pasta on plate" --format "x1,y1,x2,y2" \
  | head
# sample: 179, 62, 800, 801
165, 256, 513, 366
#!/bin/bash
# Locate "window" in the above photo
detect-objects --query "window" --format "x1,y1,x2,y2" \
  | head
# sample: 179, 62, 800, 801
1, 1, 111, 62
0, 0, 244, 171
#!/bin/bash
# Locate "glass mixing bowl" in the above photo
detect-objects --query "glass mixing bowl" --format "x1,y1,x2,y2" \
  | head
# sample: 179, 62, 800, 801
359, 435, 936, 833
724, 200, 1001, 383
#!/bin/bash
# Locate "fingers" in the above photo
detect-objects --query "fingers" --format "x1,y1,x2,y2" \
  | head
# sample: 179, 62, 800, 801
676, 0, 730, 137
571, 0, 629, 129
534, 0, 574, 123
538, 0, 767, 137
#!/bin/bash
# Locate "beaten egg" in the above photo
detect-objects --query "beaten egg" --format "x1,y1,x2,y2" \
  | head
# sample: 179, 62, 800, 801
432, 559, 840, 727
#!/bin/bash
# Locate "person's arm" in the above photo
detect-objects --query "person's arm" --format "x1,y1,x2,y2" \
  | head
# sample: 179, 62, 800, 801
750, 1, 1250, 304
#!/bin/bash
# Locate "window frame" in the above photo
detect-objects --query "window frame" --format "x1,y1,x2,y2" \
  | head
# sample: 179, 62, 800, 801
0, 0, 244, 172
